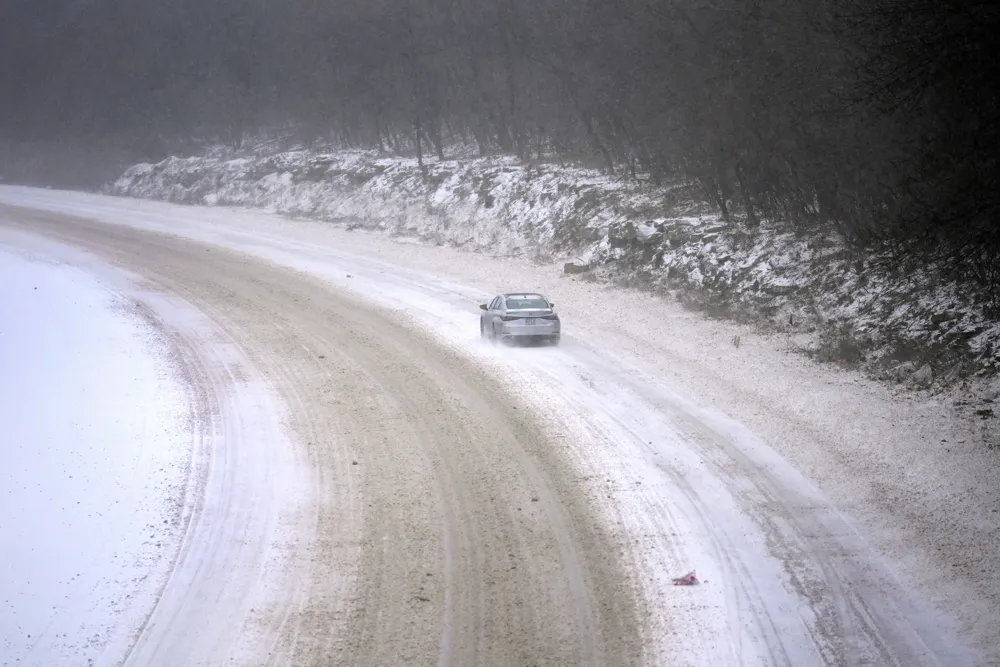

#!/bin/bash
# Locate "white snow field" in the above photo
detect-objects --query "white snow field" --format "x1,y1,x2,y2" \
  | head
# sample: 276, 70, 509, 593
0, 185, 997, 666
0, 232, 310, 667
0, 245, 190, 666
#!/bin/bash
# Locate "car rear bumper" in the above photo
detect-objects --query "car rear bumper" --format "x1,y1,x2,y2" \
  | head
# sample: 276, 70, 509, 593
500, 323, 559, 336
498, 331, 560, 345
502, 328, 560, 335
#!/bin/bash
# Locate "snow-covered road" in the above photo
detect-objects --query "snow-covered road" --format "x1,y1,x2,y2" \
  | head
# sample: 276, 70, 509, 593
0, 186, 995, 666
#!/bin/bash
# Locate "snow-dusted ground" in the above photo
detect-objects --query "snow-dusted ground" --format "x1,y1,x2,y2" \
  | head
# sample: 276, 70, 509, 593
0, 230, 311, 667
2, 187, 995, 665
110, 147, 1000, 387
0, 244, 189, 665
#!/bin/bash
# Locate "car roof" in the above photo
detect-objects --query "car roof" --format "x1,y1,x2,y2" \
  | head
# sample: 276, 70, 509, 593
503, 292, 546, 299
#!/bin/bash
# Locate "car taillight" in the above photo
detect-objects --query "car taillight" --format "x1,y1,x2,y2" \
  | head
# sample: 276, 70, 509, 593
501, 315, 521, 321
540, 315, 558, 320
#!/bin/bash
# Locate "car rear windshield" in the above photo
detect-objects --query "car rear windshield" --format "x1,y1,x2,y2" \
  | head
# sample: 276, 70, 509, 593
506, 297, 549, 309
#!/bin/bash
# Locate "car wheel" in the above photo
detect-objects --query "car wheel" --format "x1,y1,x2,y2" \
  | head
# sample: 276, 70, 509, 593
494, 324, 509, 346
549, 335, 561, 346
480, 319, 487, 339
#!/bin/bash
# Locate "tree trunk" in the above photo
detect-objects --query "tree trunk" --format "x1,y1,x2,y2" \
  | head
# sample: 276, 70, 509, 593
374, 111, 385, 154
735, 161, 758, 226
426, 122, 445, 160
581, 113, 614, 172
499, 1, 521, 158
472, 124, 489, 157
705, 177, 731, 222
414, 117, 427, 177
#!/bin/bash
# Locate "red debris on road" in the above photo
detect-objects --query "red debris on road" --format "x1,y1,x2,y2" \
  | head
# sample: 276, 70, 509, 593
671, 570, 699, 586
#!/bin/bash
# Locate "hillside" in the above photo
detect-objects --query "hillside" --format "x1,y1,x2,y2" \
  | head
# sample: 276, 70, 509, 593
109, 145, 1000, 392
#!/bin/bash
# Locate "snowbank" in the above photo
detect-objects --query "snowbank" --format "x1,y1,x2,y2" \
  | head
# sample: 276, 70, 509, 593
0, 247, 190, 666
109, 147, 1000, 387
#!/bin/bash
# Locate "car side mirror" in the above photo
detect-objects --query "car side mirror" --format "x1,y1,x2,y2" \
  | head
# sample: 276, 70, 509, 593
479, 303, 488, 310
549, 302, 555, 308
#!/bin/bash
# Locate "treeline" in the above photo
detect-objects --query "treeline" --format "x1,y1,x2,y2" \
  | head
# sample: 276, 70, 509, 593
2, 0, 998, 293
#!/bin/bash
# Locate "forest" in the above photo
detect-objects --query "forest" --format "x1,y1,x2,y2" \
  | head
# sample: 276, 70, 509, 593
1, 0, 997, 293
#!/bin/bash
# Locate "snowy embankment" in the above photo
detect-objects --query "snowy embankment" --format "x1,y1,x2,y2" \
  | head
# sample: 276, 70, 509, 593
110, 147, 1000, 389
0, 245, 190, 665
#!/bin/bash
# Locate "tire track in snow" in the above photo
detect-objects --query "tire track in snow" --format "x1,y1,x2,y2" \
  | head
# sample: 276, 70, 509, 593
531, 345, 972, 666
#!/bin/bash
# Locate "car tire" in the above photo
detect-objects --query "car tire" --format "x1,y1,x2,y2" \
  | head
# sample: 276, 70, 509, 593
549, 335, 561, 346
495, 326, 512, 346
480, 319, 488, 339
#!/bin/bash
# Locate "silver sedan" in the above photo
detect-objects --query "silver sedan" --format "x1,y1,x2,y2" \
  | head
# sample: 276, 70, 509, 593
479, 292, 561, 346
